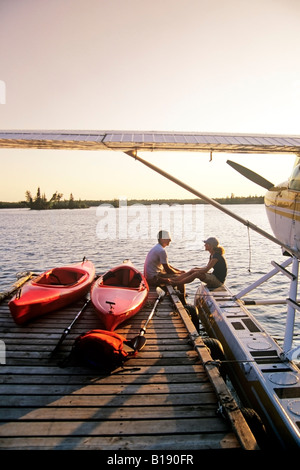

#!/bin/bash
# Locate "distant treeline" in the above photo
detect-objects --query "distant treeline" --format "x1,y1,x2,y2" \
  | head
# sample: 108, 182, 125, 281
0, 192, 264, 209
95, 195, 264, 207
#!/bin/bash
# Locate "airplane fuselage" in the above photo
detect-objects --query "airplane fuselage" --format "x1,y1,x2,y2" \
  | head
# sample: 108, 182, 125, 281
265, 157, 300, 254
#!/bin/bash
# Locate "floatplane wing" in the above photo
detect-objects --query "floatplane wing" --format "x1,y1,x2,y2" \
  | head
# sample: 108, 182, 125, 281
1, 130, 300, 154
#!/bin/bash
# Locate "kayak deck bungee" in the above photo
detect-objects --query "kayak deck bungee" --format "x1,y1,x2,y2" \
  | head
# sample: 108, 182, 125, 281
91, 262, 149, 331
8, 259, 95, 325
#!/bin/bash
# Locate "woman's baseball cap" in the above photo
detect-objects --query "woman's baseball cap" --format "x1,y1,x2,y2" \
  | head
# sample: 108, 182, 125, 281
203, 237, 219, 247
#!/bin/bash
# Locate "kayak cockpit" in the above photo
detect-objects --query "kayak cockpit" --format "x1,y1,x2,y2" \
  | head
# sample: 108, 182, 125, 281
100, 267, 146, 290
33, 267, 88, 288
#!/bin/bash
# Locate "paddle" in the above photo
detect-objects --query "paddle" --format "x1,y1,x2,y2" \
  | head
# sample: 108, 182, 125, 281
131, 287, 165, 351
49, 296, 91, 358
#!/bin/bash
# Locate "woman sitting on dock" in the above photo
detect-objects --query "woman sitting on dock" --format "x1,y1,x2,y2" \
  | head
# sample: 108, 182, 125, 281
168, 237, 227, 289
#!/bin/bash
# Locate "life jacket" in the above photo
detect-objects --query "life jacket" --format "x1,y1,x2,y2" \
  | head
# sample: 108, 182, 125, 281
72, 329, 137, 371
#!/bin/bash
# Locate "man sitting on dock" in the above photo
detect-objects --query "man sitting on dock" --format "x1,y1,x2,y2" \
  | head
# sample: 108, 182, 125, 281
144, 230, 186, 295
168, 237, 227, 289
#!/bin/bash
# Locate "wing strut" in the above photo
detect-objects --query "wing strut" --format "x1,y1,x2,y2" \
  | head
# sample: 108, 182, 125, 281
125, 151, 299, 259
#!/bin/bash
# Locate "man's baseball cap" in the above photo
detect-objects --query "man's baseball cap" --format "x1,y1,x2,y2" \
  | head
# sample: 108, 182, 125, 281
158, 230, 171, 240
203, 237, 219, 247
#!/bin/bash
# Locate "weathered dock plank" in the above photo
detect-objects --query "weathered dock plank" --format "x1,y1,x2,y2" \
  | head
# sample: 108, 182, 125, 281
0, 287, 256, 450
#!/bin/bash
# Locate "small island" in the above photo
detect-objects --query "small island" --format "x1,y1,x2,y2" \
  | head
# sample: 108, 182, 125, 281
24, 188, 88, 210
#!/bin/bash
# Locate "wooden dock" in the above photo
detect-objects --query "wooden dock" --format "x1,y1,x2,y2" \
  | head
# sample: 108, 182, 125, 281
0, 286, 257, 451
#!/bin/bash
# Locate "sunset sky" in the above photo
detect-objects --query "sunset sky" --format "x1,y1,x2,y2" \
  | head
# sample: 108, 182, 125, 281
1, 0, 300, 202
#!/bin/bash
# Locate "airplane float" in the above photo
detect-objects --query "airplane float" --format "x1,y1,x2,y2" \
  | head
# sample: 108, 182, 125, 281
1, 129, 300, 448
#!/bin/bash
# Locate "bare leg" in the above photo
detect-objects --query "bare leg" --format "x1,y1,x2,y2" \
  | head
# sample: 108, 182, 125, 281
168, 269, 205, 286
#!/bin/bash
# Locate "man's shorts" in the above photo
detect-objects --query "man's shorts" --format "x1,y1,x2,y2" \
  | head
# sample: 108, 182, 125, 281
146, 273, 170, 287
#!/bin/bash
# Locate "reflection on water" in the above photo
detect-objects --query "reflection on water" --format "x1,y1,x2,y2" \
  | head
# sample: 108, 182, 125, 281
0, 204, 299, 347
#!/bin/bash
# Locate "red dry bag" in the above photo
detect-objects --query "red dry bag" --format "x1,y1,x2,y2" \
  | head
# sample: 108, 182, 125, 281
73, 329, 136, 371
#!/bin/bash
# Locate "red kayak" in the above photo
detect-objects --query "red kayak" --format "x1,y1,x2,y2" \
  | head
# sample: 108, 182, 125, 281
91, 262, 149, 331
9, 259, 95, 325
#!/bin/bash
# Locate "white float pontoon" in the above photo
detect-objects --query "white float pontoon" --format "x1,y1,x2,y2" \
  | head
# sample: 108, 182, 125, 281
194, 259, 300, 448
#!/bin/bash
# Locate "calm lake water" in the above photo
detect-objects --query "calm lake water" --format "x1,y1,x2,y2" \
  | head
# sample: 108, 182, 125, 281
1, 203, 299, 349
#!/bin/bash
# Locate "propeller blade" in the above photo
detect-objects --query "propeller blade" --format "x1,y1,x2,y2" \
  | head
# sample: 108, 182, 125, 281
227, 160, 274, 190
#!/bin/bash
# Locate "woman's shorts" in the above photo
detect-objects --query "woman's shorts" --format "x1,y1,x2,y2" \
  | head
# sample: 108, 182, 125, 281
204, 273, 224, 288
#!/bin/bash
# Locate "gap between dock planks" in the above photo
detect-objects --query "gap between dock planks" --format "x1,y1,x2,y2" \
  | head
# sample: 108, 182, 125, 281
0, 287, 254, 450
